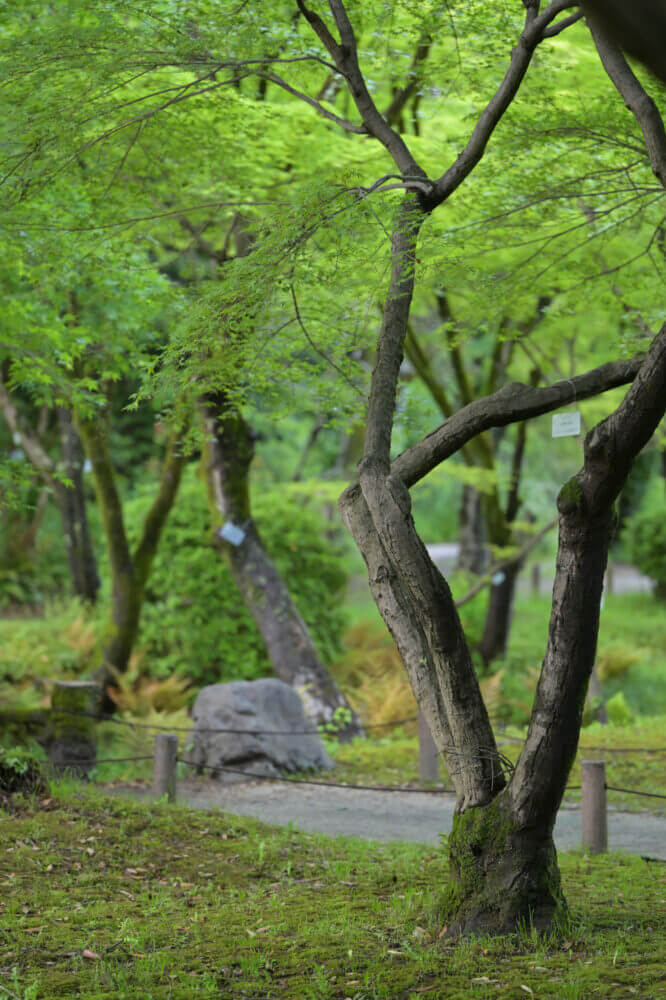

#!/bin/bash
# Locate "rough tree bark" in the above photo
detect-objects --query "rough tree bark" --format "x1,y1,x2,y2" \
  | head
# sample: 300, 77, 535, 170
293, 0, 661, 934
201, 391, 364, 740
75, 413, 187, 697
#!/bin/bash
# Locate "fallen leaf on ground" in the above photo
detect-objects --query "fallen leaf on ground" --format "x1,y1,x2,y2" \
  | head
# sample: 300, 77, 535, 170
82, 949, 101, 960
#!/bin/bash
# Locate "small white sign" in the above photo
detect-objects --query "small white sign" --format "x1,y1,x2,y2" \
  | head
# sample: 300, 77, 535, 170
218, 521, 246, 547
552, 411, 581, 438
492, 571, 506, 586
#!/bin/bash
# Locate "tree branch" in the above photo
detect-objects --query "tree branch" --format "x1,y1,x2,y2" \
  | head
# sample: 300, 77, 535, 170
256, 71, 366, 133
455, 517, 557, 609
586, 12, 666, 188
0, 381, 55, 481
384, 35, 432, 127
431, 0, 579, 205
296, 0, 427, 178
391, 354, 645, 488
542, 10, 584, 38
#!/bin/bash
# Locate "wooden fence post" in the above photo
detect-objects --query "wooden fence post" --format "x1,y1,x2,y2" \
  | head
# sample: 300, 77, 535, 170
581, 760, 607, 853
49, 680, 99, 777
154, 733, 178, 802
418, 711, 439, 783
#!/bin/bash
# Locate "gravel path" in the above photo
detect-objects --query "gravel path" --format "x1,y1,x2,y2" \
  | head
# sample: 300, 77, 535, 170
166, 778, 666, 858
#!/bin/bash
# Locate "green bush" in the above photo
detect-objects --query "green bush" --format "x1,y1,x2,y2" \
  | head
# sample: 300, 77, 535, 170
0, 745, 47, 797
623, 480, 666, 599
117, 469, 350, 687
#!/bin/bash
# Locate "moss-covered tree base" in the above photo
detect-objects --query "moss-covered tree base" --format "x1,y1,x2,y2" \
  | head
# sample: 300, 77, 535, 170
442, 793, 566, 936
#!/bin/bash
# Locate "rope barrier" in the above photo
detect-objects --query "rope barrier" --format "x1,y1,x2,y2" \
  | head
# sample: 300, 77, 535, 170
44, 708, 666, 752
53, 755, 154, 766
42, 753, 665, 802
605, 783, 666, 801
50, 707, 419, 736
176, 756, 457, 794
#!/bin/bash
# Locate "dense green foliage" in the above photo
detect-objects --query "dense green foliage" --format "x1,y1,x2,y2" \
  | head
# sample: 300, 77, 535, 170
113, 468, 350, 686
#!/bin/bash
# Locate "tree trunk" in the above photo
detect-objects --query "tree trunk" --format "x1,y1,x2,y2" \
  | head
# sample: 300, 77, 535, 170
57, 408, 100, 603
477, 559, 521, 665
478, 410, 533, 665
456, 486, 486, 575
444, 326, 666, 935
341, 191, 666, 932
76, 414, 186, 700
202, 392, 364, 740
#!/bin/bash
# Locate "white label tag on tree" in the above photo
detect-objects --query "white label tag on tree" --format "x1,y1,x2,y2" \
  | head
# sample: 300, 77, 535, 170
552, 412, 581, 438
218, 521, 246, 547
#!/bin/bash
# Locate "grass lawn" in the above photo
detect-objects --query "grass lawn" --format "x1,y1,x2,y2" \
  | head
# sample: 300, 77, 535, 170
2, 788, 665, 1000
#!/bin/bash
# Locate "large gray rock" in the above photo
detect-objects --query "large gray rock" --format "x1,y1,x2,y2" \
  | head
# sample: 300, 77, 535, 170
189, 679, 335, 781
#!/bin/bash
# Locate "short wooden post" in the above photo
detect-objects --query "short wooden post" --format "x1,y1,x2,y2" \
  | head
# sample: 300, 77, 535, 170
418, 711, 439, 783
49, 680, 99, 777
153, 733, 178, 802
581, 760, 607, 853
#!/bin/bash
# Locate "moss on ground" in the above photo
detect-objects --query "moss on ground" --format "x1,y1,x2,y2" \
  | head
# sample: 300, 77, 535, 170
1, 787, 665, 999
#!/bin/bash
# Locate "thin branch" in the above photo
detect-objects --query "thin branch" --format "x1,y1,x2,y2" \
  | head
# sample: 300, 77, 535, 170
455, 517, 558, 609
384, 34, 432, 126
431, 0, 582, 205
290, 284, 365, 397
0, 381, 55, 481
587, 12, 666, 188
256, 71, 365, 133
296, 0, 427, 178
542, 10, 584, 38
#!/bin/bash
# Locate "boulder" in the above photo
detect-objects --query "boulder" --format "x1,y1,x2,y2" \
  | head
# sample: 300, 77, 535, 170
189, 678, 335, 781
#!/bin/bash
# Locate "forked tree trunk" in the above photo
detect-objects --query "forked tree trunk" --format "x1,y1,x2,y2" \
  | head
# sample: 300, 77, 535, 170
346, 325, 666, 934
202, 392, 363, 741
340, 177, 666, 932
76, 414, 187, 699
57, 408, 100, 603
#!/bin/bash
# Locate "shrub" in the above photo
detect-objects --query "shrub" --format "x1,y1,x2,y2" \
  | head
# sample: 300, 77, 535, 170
623, 481, 666, 599
0, 746, 47, 797
605, 691, 635, 726
115, 469, 350, 687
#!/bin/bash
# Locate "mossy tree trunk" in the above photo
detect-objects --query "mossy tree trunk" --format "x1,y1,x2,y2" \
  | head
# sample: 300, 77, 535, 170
75, 412, 187, 700
201, 391, 364, 740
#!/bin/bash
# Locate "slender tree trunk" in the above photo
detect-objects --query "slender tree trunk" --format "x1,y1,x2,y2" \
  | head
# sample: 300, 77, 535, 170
456, 486, 486, 574
76, 414, 186, 698
57, 408, 100, 603
477, 559, 521, 665
202, 392, 363, 740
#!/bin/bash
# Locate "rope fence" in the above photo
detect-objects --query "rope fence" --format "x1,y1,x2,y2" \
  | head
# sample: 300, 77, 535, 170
5, 679, 664, 857
48, 706, 666, 754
